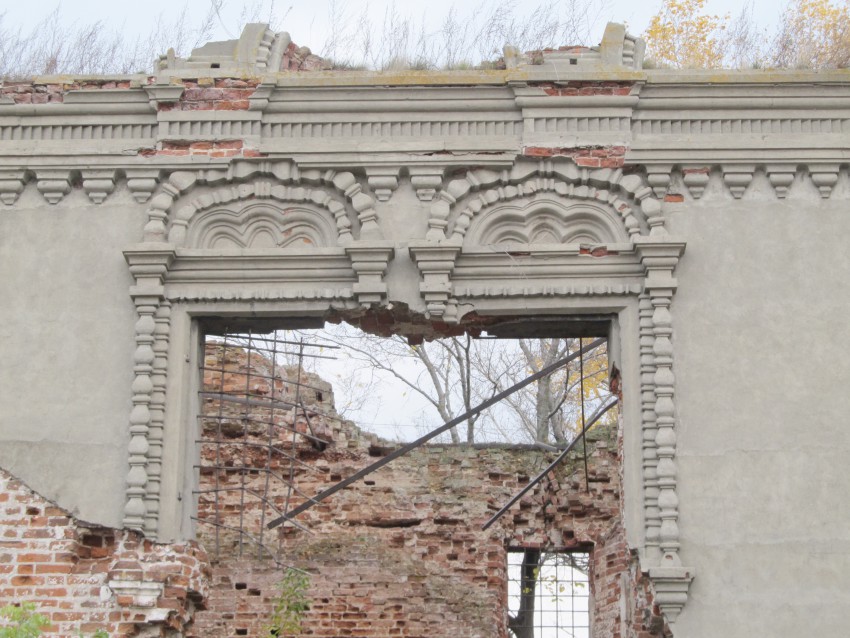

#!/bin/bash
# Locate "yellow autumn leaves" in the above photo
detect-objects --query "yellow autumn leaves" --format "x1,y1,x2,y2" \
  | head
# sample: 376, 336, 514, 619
644, 0, 850, 69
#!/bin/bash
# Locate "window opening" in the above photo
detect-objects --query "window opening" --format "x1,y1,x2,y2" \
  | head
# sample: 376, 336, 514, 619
194, 321, 617, 553
195, 329, 338, 562
507, 549, 591, 638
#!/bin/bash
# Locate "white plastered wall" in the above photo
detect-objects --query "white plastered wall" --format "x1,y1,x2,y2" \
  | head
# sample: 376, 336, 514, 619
0, 189, 145, 526
668, 189, 850, 636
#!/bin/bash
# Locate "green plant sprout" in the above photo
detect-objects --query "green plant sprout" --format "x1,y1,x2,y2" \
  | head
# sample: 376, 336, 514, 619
266, 568, 310, 637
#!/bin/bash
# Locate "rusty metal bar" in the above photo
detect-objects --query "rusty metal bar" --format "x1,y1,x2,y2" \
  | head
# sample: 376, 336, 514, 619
481, 398, 617, 531
268, 337, 605, 530
580, 337, 590, 493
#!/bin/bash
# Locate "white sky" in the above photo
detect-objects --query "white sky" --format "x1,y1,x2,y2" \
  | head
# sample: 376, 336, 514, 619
3, 0, 782, 59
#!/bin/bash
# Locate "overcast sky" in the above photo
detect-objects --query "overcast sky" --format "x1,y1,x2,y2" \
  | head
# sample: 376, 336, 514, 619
5, 0, 782, 59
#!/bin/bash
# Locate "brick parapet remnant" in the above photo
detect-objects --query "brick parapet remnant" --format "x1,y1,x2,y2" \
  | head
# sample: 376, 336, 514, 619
0, 80, 137, 104
530, 81, 635, 97
0, 469, 209, 636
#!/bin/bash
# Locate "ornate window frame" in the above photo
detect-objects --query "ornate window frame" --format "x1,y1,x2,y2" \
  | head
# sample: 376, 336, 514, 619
123, 156, 692, 625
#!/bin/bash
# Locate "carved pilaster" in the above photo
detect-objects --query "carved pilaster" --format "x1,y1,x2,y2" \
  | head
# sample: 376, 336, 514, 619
408, 241, 462, 319
123, 246, 175, 532
345, 242, 395, 306
639, 292, 660, 563
145, 300, 171, 535
635, 236, 693, 625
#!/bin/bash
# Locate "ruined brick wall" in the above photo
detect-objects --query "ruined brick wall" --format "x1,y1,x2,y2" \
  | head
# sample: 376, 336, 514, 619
0, 469, 209, 636
1, 339, 660, 637
187, 343, 657, 638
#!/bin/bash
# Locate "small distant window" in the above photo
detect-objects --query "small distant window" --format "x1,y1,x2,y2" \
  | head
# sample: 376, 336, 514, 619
507, 549, 590, 638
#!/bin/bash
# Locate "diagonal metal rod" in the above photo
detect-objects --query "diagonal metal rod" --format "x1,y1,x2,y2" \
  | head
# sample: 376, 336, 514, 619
580, 337, 590, 493
482, 398, 617, 531
268, 337, 605, 530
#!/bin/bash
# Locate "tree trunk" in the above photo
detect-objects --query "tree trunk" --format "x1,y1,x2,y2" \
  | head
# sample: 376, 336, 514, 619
508, 548, 540, 638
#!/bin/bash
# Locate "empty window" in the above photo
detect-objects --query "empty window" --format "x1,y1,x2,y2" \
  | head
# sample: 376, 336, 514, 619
507, 549, 591, 638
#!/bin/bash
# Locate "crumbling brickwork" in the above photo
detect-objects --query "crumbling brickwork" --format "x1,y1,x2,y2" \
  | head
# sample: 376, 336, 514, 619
0, 469, 209, 636
0, 336, 661, 637
186, 342, 659, 638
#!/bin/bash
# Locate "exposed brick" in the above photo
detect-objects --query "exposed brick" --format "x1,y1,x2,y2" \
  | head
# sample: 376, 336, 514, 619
0, 469, 207, 637
1, 340, 661, 638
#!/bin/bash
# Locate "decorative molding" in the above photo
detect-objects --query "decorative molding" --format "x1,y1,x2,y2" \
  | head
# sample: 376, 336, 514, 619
632, 116, 850, 137
408, 241, 463, 318
811, 164, 841, 199
187, 202, 341, 249
440, 160, 652, 243
164, 250, 358, 302
122, 246, 175, 531
126, 170, 161, 204
766, 166, 795, 199
173, 182, 351, 248
156, 161, 381, 245
634, 235, 693, 625
681, 168, 710, 200
455, 281, 644, 297
365, 168, 400, 202
0, 169, 28, 205
410, 170, 444, 203
259, 118, 524, 141
82, 169, 117, 204
645, 165, 673, 199
145, 300, 171, 536
647, 566, 694, 626
345, 242, 395, 306
722, 167, 755, 199
165, 288, 355, 303
639, 292, 660, 563
159, 114, 262, 142
466, 197, 631, 246
639, 164, 850, 202
36, 170, 72, 204
143, 84, 185, 110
